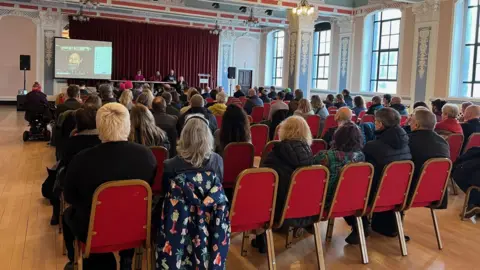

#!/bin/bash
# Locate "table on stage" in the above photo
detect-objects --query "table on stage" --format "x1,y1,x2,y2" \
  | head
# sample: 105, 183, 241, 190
110, 80, 176, 89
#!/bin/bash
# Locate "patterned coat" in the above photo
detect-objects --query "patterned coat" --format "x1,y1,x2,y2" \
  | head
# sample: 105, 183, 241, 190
155, 171, 230, 270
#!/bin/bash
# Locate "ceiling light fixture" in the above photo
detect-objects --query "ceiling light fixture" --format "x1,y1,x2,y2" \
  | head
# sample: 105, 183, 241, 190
212, 3, 220, 9
292, 0, 315, 16
80, 0, 100, 9
72, 6, 90, 22
243, 7, 259, 27
209, 20, 222, 35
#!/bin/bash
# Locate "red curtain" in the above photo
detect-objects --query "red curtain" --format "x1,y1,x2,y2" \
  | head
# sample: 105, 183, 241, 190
69, 17, 219, 88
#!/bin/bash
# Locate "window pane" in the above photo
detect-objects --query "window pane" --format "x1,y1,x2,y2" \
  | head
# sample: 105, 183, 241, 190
476, 64, 480, 81
317, 79, 328, 90
277, 60, 283, 69
323, 67, 329, 78
371, 52, 378, 80
381, 36, 390, 49
373, 23, 380, 51
391, 20, 400, 34
380, 52, 389, 65
379, 66, 388, 79
325, 42, 330, 54
382, 21, 391, 35
474, 83, 480, 98
463, 83, 472, 97
382, 9, 402, 20
320, 31, 326, 42
319, 68, 324, 78
324, 55, 329, 67
378, 81, 397, 93
389, 51, 398, 65
467, 7, 478, 44
470, 0, 479, 6
276, 68, 282, 77
388, 66, 397, 80
319, 43, 325, 54
390, 34, 399, 49
326, 30, 331, 42
319, 56, 325, 66
371, 81, 377, 92
465, 46, 475, 81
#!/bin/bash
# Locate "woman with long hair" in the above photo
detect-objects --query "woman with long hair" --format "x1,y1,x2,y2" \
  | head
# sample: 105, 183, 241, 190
352, 96, 367, 116
136, 91, 154, 109
311, 95, 328, 120
119, 89, 133, 110
216, 104, 251, 155
294, 98, 314, 119
129, 104, 170, 149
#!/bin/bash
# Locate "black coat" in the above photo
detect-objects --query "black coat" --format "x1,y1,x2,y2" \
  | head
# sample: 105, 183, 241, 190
177, 107, 218, 135
165, 105, 180, 118
366, 103, 383, 115
152, 111, 178, 157
57, 98, 82, 116
60, 134, 101, 169
233, 91, 245, 98
461, 118, 480, 151
262, 140, 314, 227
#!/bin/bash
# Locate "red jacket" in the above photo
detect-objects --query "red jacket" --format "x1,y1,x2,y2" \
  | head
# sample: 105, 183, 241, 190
435, 118, 463, 134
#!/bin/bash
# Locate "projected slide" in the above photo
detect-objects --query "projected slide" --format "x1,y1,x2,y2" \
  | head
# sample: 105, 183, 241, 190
54, 38, 112, 80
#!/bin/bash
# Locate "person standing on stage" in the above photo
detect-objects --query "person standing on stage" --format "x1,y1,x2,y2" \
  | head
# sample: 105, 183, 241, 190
176, 76, 188, 92
135, 69, 145, 81
164, 69, 177, 82
150, 71, 162, 81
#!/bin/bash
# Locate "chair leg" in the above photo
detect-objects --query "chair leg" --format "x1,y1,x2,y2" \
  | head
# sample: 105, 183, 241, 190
146, 246, 152, 270
430, 209, 443, 250
461, 188, 472, 221
265, 229, 276, 270
394, 211, 408, 256
326, 218, 335, 242
356, 217, 369, 264
241, 232, 249, 257
313, 222, 326, 270
451, 177, 458, 195
285, 227, 294, 249
73, 240, 81, 270
134, 247, 143, 270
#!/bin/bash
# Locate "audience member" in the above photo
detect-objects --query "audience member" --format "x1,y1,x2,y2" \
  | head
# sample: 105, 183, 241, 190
366, 96, 383, 115
390, 96, 408, 115
311, 95, 328, 120
206, 89, 219, 107
294, 98, 314, 119
217, 86, 224, 92
202, 86, 211, 99
268, 86, 277, 99
413, 101, 428, 109
342, 89, 353, 107
215, 104, 251, 156
352, 96, 367, 116
119, 89, 133, 110
161, 91, 180, 118
152, 97, 178, 157
178, 94, 217, 135
461, 105, 480, 150
324, 94, 335, 108
268, 92, 289, 120
288, 89, 303, 113
78, 81, 90, 96
259, 88, 271, 103
129, 104, 170, 150
458, 101, 473, 122
334, 94, 347, 108
99, 84, 117, 105
233, 85, 245, 98
322, 107, 352, 144
124, 80, 134, 91
169, 90, 182, 110
180, 88, 200, 114
209, 91, 227, 116
435, 103, 463, 136
431, 99, 447, 122
24, 82, 49, 121
453, 146, 480, 218
136, 91, 154, 109
244, 88, 264, 115
62, 103, 157, 270
176, 76, 188, 92
284, 88, 294, 101
383, 94, 392, 107
57, 85, 82, 115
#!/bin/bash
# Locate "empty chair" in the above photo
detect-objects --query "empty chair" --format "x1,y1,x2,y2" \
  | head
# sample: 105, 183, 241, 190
447, 134, 464, 195
321, 115, 338, 137
251, 124, 269, 156
311, 139, 328, 156
263, 103, 271, 120
306, 115, 321, 138
464, 132, 480, 153
215, 114, 223, 130
229, 168, 279, 270
328, 107, 338, 115
259, 140, 279, 167
223, 142, 254, 189
74, 180, 152, 270
251, 106, 265, 123
405, 158, 452, 250
149, 146, 169, 195
360, 114, 375, 124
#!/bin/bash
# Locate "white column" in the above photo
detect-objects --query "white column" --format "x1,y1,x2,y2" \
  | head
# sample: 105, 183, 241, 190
334, 17, 353, 92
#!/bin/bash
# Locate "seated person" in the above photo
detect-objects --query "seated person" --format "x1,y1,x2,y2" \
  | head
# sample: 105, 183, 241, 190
152, 96, 178, 157
202, 86, 211, 99
268, 91, 289, 120
170, 90, 182, 110
322, 107, 352, 144
383, 94, 392, 107
431, 98, 447, 122
99, 84, 117, 105
214, 104, 251, 156
180, 88, 200, 114
62, 103, 157, 270
323, 94, 334, 109
209, 91, 227, 116
119, 89, 133, 110
24, 81, 49, 122
284, 88, 294, 101
293, 98, 314, 119
257, 116, 313, 252
259, 87, 271, 103
57, 85, 82, 116
333, 94, 347, 108
389, 96, 408, 116
205, 89, 218, 107
365, 96, 383, 115
267, 86, 276, 99
159, 92, 179, 118
288, 89, 303, 114
453, 147, 480, 218
78, 81, 91, 96
233, 84, 245, 98
352, 96, 367, 117
136, 91, 154, 109
458, 101, 473, 122
129, 104, 170, 149
461, 105, 480, 151
342, 89, 353, 108
435, 103, 463, 136
311, 95, 328, 120
244, 88, 264, 115
178, 94, 217, 135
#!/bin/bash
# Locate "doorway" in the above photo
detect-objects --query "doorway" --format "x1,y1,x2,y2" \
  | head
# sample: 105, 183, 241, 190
238, 69, 253, 93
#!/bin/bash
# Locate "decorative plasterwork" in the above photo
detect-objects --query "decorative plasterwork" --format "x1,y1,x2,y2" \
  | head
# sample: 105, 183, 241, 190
412, 0, 442, 22
290, 32, 297, 76
354, 1, 408, 17
39, 10, 58, 28
44, 30, 55, 67
340, 37, 349, 77
300, 32, 311, 74
417, 27, 431, 79
0, 9, 40, 24
333, 16, 353, 34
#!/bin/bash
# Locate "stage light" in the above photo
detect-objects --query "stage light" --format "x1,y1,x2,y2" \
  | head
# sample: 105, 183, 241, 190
212, 3, 220, 9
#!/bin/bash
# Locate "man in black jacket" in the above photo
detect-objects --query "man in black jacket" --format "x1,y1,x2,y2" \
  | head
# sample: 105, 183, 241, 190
152, 96, 178, 157
177, 94, 217, 135
161, 91, 180, 118
57, 85, 82, 116
62, 103, 157, 270
233, 84, 245, 98
461, 105, 480, 151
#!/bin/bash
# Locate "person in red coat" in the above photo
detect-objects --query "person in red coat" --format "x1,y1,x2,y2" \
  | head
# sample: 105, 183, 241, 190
435, 103, 463, 136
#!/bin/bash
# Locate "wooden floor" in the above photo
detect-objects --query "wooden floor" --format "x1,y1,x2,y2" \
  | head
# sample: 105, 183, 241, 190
1, 105, 480, 270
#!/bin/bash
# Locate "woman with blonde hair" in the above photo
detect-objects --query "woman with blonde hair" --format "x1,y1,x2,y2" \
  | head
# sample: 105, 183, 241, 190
253, 116, 313, 253
209, 91, 228, 116
119, 89, 133, 110
311, 95, 328, 120
136, 91, 154, 109
294, 98, 314, 119
129, 104, 170, 149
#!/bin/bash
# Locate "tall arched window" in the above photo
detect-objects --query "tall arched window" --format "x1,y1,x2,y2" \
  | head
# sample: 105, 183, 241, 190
312, 23, 331, 89
370, 9, 401, 93
463, 0, 480, 97
272, 30, 284, 86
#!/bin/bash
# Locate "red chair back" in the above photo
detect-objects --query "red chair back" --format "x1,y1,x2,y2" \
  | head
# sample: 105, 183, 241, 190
239, 96, 247, 101
360, 114, 375, 124
263, 103, 271, 120
227, 97, 239, 105
351, 115, 358, 123
259, 140, 279, 166
464, 133, 480, 153
251, 106, 264, 123
231, 168, 278, 232
278, 166, 329, 226
400, 115, 408, 126
84, 180, 151, 257
215, 115, 223, 130
241, 98, 248, 107
150, 146, 168, 195
325, 163, 374, 219
447, 134, 464, 163
233, 102, 243, 109
366, 101, 372, 108
223, 142, 254, 188
205, 98, 214, 103
409, 158, 452, 208
321, 115, 338, 137
358, 110, 366, 120
370, 161, 414, 213
306, 115, 321, 138
328, 107, 338, 115
311, 139, 327, 155
251, 124, 269, 156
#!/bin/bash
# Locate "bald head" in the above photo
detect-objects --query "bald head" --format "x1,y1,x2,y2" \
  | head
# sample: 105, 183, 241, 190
391, 96, 402, 105
190, 94, 204, 108
464, 105, 480, 121
335, 107, 352, 123
152, 96, 166, 113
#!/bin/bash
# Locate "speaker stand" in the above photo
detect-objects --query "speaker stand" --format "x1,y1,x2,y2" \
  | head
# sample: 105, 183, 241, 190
23, 68, 26, 90
229, 79, 233, 97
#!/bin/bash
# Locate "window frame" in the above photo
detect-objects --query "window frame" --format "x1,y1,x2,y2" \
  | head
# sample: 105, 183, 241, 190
463, 0, 480, 98
312, 23, 331, 89
272, 30, 284, 87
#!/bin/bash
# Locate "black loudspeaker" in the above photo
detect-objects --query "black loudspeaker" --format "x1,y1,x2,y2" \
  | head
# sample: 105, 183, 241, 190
227, 67, 236, 79
20, 55, 31, 71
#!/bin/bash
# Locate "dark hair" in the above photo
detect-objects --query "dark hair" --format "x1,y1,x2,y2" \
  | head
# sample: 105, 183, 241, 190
210, 89, 218, 101
431, 99, 446, 114
353, 96, 365, 108
75, 107, 97, 132
342, 89, 350, 96
333, 123, 363, 152
326, 94, 334, 102
375, 107, 400, 128
220, 105, 251, 149
161, 91, 172, 104
259, 87, 265, 93
270, 86, 276, 91
84, 95, 102, 110
277, 91, 285, 99
294, 89, 304, 99
372, 96, 382, 104
336, 94, 344, 102
413, 101, 428, 109
383, 94, 392, 103
78, 81, 86, 87
67, 85, 80, 98
152, 96, 166, 113
170, 91, 180, 103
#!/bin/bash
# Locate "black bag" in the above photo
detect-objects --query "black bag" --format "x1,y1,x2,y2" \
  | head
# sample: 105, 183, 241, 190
41, 167, 57, 200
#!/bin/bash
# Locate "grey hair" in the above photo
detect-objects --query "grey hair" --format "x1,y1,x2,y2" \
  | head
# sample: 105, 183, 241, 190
136, 91, 154, 108
99, 84, 113, 99
96, 103, 130, 142
414, 109, 437, 130
177, 114, 214, 168
442, 103, 459, 119
216, 91, 227, 104
375, 107, 400, 128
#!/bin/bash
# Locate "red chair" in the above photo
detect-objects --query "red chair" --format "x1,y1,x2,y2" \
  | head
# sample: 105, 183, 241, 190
259, 140, 279, 167
284, 100, 290, 104
74, 180, 152, 270
205, 97, 214, 103
263, 103, 271, 120
321, 115, 337, 137
464, 132, 480, 153
215, 115, 223, 130
306, 115, 321, 138
328, 107, 337, 115
251, 106, 264, 123
230, 168, 279, 269
324, 163, 374, 264
351, 114, 358, 123
223, 142, 254, 189
311, 139, 327, 155
400, 115, 408, 126
240, 97, 248, 107
358, 110, 366, 121
251, 124, 269, 156
447, 134, 464, 195
275, 166, 329, 269
233, 102, 243, 109
360, 114, 375, 124
150, 146, 169, 195
366, 101, 372, 108
406, 158, 452, 250
227, 97, 239, 105
368, 161, 414, 256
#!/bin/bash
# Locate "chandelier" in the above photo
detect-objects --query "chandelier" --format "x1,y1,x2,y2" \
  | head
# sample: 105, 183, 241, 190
293, 0, 315, 16
81, 0, 100, 9
243, 8, 259, 27
72, 6, 90, 22
209, 21, 222, 35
